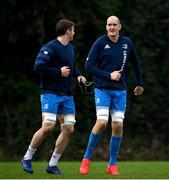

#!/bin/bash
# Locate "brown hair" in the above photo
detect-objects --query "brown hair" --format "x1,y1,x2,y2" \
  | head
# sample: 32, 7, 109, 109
56, 19, 75, 36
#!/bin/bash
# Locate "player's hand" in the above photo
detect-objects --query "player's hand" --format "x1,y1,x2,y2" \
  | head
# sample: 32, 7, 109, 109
110, 71, 121, 81
134, 86, 144, 96
60, 66, 70, 77
77, 76, 86, 83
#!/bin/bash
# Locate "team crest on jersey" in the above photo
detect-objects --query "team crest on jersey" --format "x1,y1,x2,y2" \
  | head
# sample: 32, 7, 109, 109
122, 44, 128, 49
43, 50, 48, 55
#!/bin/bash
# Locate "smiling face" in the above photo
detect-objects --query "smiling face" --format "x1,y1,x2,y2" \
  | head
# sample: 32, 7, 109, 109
106, 16, 121, 40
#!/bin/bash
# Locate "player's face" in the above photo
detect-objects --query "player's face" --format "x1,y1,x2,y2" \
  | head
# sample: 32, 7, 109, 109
67, 26, 75, 41
106, 17, 121, 37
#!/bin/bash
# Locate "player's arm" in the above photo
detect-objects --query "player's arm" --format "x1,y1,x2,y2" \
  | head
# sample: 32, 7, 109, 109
85, 40, 111, 79
72, 57, 82, 78
110, 71, 121, 81
73, 62, 86, 83
134, 86, 144, 96
71, 54, 86, 83
34, 46, 61, 78
129, 39, 144, 95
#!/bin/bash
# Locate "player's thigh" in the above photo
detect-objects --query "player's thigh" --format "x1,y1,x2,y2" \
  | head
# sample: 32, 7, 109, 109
57, 96, 76, 126
94, 88, 111, 121
40, 93, 59, 125
110, 90, 126, 122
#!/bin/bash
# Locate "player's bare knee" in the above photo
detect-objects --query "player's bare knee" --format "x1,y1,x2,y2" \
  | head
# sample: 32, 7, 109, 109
93, 120, 107, 133
97, 120, 107, 130
112, 122, 123, 134
41, 125, 54, 136
110, 110, 124, 134
62, 125, 74, 136
48, 125, 55, 132
66, 126, 74, 135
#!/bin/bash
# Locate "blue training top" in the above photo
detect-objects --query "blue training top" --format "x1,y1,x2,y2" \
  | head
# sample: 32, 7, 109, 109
34, 39, 81, 95
85, 35, 143, 90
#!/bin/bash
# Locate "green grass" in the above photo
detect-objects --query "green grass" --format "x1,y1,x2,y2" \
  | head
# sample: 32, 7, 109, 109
0, 161, 169, 179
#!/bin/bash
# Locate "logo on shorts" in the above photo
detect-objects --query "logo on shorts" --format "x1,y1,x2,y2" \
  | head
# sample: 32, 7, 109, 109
96, 98, 100, 104
43, 104, 49, 109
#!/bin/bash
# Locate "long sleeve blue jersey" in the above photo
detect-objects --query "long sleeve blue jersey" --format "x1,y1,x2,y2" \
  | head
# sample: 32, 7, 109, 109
85, 35, 143, 90
34, 39, 81, 95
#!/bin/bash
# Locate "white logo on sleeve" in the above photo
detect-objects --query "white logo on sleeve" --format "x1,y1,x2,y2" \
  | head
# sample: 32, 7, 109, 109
43, 51, 48, 55
104, 44, 111, 49
86, 57, 89, 61
122, 44, 128, 49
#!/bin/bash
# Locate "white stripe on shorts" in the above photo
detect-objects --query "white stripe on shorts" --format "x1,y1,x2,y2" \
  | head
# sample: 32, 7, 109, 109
42, 112, 56, 124
61, 115, 76, 125
110, 110, 125, 122
96, 108, 109, 121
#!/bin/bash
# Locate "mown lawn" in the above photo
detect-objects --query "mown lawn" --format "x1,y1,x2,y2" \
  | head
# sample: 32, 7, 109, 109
0, 161, 169, 179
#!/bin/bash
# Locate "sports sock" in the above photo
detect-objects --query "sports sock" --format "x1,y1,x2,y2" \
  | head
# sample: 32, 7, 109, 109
23, 146, 37, 160
109, 136, 122, 165
84, 132, 102, 159
49, 153, 62, 166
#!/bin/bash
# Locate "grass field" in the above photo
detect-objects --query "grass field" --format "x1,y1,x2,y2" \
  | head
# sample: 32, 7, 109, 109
0, 161, 169, 179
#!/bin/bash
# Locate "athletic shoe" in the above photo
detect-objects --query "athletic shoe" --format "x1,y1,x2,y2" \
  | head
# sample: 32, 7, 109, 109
80, 158, 91, 174
46, 165, 61, 175
106, 164, 119, 175
22, 159, 33, 174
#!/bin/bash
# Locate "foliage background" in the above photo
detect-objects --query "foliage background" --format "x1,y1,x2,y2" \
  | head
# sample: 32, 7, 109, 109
0, 0, 169, 161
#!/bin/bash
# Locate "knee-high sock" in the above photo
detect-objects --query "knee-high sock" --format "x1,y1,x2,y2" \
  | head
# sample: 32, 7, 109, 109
84, 132, 102, 159
109, 136, 122, 165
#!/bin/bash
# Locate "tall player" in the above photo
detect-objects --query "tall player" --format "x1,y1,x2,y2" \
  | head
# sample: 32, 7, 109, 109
80, 15, 144, 175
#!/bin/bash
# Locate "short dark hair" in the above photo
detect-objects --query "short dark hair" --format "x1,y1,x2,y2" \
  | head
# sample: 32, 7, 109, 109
56, 19, 75, 36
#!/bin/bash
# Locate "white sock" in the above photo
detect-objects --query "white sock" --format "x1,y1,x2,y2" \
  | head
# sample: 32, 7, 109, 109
23, 146, 37, 160
49, 153, 62, 166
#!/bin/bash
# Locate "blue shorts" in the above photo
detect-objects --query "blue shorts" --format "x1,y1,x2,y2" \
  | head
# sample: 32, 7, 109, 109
40, 93, 75, 125
94, 88, 127, 121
